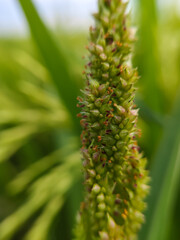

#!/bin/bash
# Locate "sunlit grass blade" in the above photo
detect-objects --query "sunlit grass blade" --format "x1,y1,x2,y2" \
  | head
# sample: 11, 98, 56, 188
12, 49, 50, 83
0, 176, 70, 240
139, 91, 180, 240
0, 91, 23, 109
17, 81, 63, 110
18, 0, 80, 132
0, 116, 71, 163
0, 125, 37, 163
0, 152, 80, 240
24, 196, 64, 240
0, 109, 70, 127
8, 141, 79, 195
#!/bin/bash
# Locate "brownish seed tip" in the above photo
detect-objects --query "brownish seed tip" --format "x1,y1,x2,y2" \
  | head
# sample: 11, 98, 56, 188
98, 136, 102, 141
104, 33, 109, 39
134, 175, 138, 180
116, 41, 122, 47
124, 209, 128, 215
121, 213, 127, 219
120, 66, 123, 73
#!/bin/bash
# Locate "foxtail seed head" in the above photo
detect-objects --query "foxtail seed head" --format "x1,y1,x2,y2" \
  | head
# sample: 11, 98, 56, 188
75, 1, 149, 239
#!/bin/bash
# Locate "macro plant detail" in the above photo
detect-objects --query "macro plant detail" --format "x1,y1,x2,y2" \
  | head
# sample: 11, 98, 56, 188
0, 0, 179, 240
76, 0, 149, 239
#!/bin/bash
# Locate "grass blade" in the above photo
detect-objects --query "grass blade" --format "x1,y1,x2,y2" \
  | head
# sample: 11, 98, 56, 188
136, 96, 164, 127
24, 196, 64, 240
18, 0, 80, 132
8, 141, 79, 195
0, 125, 37, 163
136, 0, 163, 112
139, 91, 180, 240
12, 49, 50, 83
0, 152, 80, 240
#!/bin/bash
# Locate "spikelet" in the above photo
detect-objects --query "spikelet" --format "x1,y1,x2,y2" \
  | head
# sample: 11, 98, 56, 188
75, 1, 149, 239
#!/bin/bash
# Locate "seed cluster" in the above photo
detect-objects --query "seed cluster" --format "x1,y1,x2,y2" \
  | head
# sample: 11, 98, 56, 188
75, 1, 149, 239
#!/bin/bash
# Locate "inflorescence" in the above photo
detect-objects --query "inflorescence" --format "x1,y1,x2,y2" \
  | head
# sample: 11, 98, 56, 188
75, 1, 149, 239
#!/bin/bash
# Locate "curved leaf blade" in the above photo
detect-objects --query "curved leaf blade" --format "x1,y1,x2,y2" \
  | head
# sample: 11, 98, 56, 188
17, 0, 80, 133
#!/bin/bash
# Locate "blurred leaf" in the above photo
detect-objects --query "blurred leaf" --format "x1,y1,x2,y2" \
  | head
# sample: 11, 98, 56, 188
135, 0, 164, 158
12, 49, 50, 83
25, 196, 64, 240
159, 9, 180, 105
0, 125, 37, 163
0, 91, 23, 110
8, 140, 79, 195
136, 96, 164, 127
0, 109, 69, 127
139, 91, 180, 240
0, 151, 80, 240
136, 0, 163, 112
0, 110, 71, 162
17, 81, 60, 109
18, 0, 80, 133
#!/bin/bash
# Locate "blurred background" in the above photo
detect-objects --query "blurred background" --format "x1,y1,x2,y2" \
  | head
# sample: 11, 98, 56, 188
0, 0, 179, 240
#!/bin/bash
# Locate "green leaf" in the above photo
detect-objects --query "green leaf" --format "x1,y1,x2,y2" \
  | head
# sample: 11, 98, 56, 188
17, 80, 63, 110
12, 49, 50, 83
24, 196, 64, 240
0, 125, 37, 163
8, 141, 79, 195
135, 0, 163, 158
136, 0, 163, 112
139, 91, 180, 240
18, 0, 80, 133
135, 96, 164, 127
0, 152, 80, 240
0, 109, 70, 127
